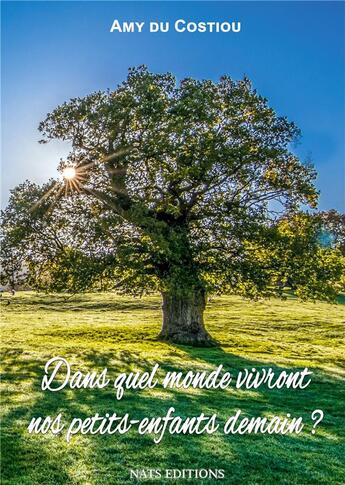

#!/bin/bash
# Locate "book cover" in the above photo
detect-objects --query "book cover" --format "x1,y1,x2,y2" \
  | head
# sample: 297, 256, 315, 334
1, 1, 344, 484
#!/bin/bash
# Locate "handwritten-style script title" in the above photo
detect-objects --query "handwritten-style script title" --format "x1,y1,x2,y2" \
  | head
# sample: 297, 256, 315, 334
26, 357, 325, 444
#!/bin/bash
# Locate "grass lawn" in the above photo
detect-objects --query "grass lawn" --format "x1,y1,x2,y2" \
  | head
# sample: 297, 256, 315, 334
1, 292, 344, 484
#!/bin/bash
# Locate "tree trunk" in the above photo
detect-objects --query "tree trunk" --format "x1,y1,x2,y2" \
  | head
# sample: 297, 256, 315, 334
158, 289, 215, 346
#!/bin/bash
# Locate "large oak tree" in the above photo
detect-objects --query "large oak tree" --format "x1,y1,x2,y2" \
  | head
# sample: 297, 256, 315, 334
5, 67, 343, 345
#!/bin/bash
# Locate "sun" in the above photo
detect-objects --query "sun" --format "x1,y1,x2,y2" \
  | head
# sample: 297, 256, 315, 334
62, 166, 76, 180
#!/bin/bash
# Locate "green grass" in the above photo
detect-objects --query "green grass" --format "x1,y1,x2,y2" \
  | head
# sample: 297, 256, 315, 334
1, 292, 344, 484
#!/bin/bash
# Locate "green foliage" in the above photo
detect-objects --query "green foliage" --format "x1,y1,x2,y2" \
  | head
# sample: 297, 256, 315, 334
0, 181, 119, 292
318, 209, 345, 256
1, 67, 343, 300
243, 213, 345, 301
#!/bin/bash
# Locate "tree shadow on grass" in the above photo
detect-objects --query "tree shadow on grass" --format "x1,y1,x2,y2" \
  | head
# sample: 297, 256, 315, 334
5, 294, 160, 313
1, 345, 345, 485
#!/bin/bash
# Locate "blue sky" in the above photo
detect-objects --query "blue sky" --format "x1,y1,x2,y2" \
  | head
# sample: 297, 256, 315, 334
2, 1, 344, 211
